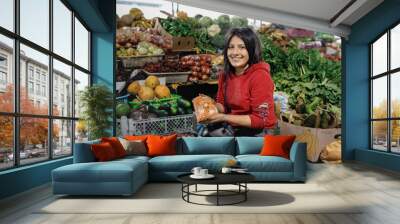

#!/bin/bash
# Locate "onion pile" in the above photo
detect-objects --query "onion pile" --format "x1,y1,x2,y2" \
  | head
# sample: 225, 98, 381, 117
180, 55, 212, 82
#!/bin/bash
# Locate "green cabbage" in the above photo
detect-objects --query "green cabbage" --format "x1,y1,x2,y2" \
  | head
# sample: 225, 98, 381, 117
199, 16, 213, 27
231, 16, 248, 28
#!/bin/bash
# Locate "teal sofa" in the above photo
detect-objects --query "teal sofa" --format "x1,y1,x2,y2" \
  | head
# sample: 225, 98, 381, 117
52, 137, 306, 196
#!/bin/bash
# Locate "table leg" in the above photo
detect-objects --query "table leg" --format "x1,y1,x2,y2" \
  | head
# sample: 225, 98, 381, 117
245, 183, 247, 201
217, 184, 219, 206
195, 184, 197, 192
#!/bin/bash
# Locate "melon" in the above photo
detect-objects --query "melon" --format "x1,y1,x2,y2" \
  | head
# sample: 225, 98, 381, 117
138, 86, 155, 100
116, 103, 131, 117
145, 76, 160, 89
127, 81, 141, 95
154, 85, 171, 98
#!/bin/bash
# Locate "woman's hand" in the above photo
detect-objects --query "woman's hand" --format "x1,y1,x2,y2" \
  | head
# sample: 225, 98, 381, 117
205, 113, 226, 124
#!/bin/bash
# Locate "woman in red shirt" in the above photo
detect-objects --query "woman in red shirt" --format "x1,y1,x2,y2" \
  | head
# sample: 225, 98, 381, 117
205, 27, 277, 136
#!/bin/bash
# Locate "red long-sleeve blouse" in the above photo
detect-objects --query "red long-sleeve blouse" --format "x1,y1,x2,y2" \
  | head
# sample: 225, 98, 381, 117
216, 62, 277, 129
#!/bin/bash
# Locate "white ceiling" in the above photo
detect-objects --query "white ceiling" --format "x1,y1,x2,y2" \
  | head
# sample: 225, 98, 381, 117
177, 0, 384, 37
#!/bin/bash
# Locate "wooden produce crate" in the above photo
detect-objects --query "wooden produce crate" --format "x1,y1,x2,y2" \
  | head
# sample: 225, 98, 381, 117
154, 18, 195, 52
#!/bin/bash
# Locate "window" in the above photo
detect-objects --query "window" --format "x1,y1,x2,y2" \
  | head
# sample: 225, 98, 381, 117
53, 0, 72, 60
35, 70, 41, 81
28, 67, 34, 80
0, 0, 13, 32
0, 71, 6, 85
53, 59, 72, 117
42, 85, 46, 97
20, 0, 49, 49
74, 18, 89, 70
0, 54, 8, 88
0, 1, 91, 170
36, 83, 40, 95
41, 73, 46, 83
371, 23, 400, 154
0, 35, 13, 113
28, 81, 34, 94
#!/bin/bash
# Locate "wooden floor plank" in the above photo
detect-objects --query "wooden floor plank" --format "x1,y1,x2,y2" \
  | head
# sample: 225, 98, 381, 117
1, 162, 400, 224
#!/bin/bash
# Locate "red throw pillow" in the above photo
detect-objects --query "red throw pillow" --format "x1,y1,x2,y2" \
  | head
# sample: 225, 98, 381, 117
260, 135, 296, 159
124, 135, 149, 142
91, 142, 117, 161
101, 137, 126, 158
146, 134, 177, 157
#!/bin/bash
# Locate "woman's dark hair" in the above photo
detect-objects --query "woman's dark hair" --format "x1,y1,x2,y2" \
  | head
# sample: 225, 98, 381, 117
223, 27, 262, 76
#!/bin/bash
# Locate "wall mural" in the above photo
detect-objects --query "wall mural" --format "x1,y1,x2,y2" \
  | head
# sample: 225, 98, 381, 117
115, 1, 342, 163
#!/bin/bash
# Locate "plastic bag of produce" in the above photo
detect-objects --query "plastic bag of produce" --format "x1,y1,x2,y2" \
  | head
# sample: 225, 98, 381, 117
192, 94, 218, 122
274, 92, 289, 113
320, 137, 342, 164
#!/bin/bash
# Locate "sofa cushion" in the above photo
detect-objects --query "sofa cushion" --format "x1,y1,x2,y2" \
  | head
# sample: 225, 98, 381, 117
73, 140, 100, 163
236, 137, 264, 155
91, 142, 118, 162
101, 137, 127, 158
236, 155, 293, 172
147, 134, 177, 157
52, 159, 147, 183
119, 138, 147, 156
148, 154, 235, 172
260, 135, 296, 159
180, 137, 235, 155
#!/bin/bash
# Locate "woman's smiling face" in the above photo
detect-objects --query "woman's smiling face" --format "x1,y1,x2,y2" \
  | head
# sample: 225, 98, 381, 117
227, 35, 249, 71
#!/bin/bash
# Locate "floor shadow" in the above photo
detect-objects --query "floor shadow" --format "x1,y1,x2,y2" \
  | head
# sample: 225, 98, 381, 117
203, 190, 295, 207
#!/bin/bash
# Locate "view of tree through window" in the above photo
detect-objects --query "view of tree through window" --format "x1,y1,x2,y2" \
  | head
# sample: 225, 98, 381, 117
371, 23, 400, 153
0, 0, 91, 170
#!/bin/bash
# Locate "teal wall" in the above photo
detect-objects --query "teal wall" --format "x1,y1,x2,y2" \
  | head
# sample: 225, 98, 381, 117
0, 0, 115, 200
344, 0, 400, 171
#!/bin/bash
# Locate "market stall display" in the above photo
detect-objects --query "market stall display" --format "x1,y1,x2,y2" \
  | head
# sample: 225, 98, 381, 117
115, 6, 342, 140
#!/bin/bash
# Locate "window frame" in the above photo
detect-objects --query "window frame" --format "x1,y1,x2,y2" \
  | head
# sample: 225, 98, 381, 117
370, 20, 400, 154
0, 0, 92, 171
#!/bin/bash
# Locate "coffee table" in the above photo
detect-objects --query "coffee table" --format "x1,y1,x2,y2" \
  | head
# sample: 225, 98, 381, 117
177, 172, 255, 206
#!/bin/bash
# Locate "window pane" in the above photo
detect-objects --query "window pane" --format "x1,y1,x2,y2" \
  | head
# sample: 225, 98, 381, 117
372, 33, 387, 76
75, 18, 89, 70
20, 117, 49, 165
20, 0, 49, 49
20, 44, 49, 115
372, 121, 388, 151
391, 72, 400, 118
53, 119, 72, 158
53, 0, 72, 60
75, 120, 88, 143
74, 69, 89, 118
372, 77, 387, 119
391, 120, 400, 153
53, 59, 72, 117
391, 24, 400, 70
0, 116, 13, 170
0, 35, 14, 112
0, 0, 14, 31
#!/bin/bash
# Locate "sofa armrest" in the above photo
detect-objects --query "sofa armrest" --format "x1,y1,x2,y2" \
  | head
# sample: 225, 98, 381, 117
73, 142, 97, 163
289, 141, 307, 182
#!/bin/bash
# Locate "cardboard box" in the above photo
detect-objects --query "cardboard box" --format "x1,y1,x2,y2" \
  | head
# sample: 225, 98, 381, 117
155, 18, 195, 52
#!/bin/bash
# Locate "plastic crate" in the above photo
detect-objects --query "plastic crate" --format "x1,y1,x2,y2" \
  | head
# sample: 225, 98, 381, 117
124, 114, 196, 135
